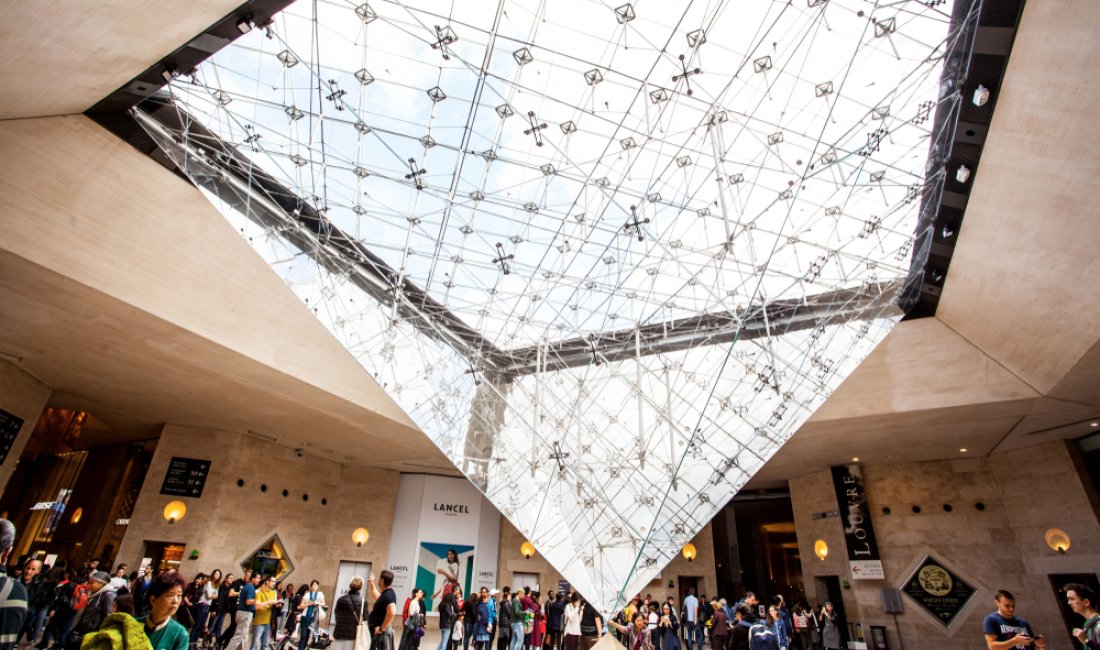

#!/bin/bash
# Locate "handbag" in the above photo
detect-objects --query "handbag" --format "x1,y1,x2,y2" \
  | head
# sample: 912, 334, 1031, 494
354, 595, 370, 650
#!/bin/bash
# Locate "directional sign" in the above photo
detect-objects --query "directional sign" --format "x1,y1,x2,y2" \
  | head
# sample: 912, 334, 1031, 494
0, 407, 25, 466
160, 457, 212, 498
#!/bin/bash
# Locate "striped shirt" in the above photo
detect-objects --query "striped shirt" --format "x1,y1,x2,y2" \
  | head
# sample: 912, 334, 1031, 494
0, 566, 28, 650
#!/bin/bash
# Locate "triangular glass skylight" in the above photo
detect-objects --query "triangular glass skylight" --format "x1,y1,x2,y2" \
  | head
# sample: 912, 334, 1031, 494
137, 0, 973, 615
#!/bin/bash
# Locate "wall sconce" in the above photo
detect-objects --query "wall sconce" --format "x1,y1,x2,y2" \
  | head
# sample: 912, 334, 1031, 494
1045, 528, 1070, 553
521, 541, 535, 559
814, 539, 828, 561
70, 507, 83, 525
163, 500, 187, 524
353, 527, 370, 547
682, 544, 697, 563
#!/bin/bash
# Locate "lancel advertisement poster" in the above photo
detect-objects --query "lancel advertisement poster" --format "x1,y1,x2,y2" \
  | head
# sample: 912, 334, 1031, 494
386, 474, 501, 611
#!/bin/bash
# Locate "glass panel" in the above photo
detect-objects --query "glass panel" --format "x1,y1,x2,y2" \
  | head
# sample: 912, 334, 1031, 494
140, 0, 971, 613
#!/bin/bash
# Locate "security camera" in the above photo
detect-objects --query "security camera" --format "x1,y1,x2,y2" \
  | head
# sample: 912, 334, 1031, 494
295, 448, 304, 458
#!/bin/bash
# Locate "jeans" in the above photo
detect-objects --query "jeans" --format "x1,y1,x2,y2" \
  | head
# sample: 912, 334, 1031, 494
39, 609, 75, 649
298, 616, 315, 650
227, 612, 254, 650
509, 623, 523, 650
192, 604, 212, 642
437, 626, 452, 650
685, 623, 702, 650
210, 610, 230, 638
251, 624, 272, 650
19, 605, 49, 644
462, 622, 476, 650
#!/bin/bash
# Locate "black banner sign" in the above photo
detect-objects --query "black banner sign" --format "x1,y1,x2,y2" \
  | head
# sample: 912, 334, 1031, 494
902, 556, 977, 627
830, 464, 884, 579
160, 457, 212, 497
0, 408, 24, 466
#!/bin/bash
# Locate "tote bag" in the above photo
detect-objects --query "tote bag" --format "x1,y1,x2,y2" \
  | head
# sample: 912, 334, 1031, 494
354, 595, 370, 650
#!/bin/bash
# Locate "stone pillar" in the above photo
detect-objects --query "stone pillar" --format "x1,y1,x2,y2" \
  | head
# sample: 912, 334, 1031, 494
0, 359, 51, 494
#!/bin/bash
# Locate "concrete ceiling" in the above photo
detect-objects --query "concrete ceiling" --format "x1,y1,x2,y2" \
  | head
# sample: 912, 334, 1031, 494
0, 114, 453, 475
0, 0, 1097, 492
0, 1, 244, 120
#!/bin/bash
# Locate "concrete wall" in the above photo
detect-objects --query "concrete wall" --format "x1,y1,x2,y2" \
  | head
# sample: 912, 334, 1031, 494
792, 440, 1100, 650
498, 518, 718, 607
0, 359, 50, 494
117, 424, 399, 597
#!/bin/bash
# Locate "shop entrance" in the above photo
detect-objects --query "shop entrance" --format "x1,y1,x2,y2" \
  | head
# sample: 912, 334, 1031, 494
141, 540, 187, 574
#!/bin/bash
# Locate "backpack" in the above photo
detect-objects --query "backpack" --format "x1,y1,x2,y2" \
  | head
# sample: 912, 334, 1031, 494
71, 582, 91, 610
749, 624, 779, 650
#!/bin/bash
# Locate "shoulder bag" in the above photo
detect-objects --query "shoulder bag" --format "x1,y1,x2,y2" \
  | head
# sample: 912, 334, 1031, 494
354, 595, 370, 650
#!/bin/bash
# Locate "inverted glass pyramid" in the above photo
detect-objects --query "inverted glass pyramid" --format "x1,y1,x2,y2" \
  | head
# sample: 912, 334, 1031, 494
138, 0, 972, 614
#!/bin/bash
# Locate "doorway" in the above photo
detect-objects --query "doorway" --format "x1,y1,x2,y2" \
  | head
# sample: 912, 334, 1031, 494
329, 560, 372, 625
677, 576, 701, 612
141, 540, 187, 575
813, 576, 849, 648
513, 572, 540, 592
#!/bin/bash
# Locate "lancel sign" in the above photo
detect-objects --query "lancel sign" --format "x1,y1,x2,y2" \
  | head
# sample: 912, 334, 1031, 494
434, 503, 471, 516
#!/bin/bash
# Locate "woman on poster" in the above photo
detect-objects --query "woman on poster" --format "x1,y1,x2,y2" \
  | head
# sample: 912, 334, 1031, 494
433, 550, 461, 600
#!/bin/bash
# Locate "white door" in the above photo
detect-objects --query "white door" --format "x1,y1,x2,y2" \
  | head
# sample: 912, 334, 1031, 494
329, 560, 373, 626
512, 572, 540, 592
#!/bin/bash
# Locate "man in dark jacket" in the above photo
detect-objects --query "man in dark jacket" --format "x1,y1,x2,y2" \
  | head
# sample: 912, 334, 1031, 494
17, 559, 45, 646
729, 606, 753, 650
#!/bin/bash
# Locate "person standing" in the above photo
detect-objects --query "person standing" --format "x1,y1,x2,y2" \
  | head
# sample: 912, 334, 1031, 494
683, 589, 700, 650
108, 566, 129, 593
710, 600, 729, 650
17, 559, 45, 646
132, 568, 153, 619
226, 573, 261, 650
0, 520, 28, 650
65, 570, 116, 649
982, 590, 1044, 650
399, 589, 425, 650
817, 604, 840, 650
209, 572, 234, 643
249, 576, 281, 650
220, 572, 248, 650
561, 595, 581, 650
1066, 583, 1100, 649
367, 571, 398, 650
298, 581, 327, 650
495, 588, 512, 650
607, 613, 653, 650
331, 577, 365, 650
729, 606, 753, 650
138, 571, 189, 650
474, 591, 493, 650
438, 592, 459, 650
656, 603, 679, 650
509, 593, 525, 650
578, 599, 602, 650
545, 592, 564, 650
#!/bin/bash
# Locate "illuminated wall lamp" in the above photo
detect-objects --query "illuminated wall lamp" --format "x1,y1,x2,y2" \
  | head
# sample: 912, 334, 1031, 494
163, 500, 187, 524
70, 507, 83, 525
814, 539, 828, 561
521, 541, 536, 559
352, 527, 370, 547
1045, 528, 1070, 554
682, 543, 697, 563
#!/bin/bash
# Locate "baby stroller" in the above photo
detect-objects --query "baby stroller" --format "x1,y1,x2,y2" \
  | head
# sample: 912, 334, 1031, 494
277, 628, 333, 650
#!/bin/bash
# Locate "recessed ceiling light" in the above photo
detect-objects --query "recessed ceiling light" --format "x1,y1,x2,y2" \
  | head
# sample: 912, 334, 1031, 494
852, 457, 860, 462
959, 448, 968, 453
1091, 422, 1098, 428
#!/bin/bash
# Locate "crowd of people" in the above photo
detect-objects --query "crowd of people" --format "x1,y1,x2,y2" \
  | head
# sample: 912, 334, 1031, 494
4, 519, 1099, 650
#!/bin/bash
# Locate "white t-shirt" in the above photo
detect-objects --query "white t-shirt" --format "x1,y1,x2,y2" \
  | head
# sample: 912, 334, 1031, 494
437, 559, 459, 583
203, 582, 218, 604
647, 611, 659, 630
563, 604, 582, 636
302, 590, 326, 617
